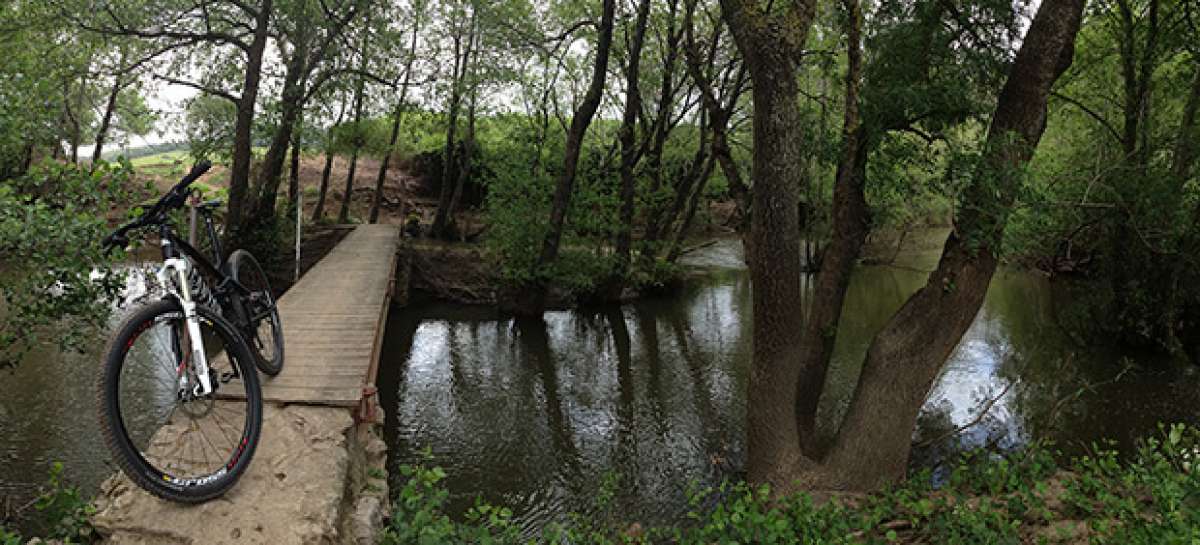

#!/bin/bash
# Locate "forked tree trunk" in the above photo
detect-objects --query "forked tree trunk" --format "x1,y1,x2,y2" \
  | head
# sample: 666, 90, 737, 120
254, 31, 310, 220
821, 0, 1085, 491
431, 4, 478, 239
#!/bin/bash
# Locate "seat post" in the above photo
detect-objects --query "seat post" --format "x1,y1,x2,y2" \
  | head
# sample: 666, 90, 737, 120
187, 196, 200, 247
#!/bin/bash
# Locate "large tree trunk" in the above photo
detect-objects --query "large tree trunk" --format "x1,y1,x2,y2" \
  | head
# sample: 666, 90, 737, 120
792, 0, 868, 454
719, 0, 819, 494
512, 0, 617, 316
225, 0, 273, 244
613, 0, 653, 284
254, 32, 311, 220
822, 0, 1085, 491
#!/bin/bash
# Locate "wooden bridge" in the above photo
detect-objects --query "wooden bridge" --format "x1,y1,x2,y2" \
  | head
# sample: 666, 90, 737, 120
263, 224, 400, 408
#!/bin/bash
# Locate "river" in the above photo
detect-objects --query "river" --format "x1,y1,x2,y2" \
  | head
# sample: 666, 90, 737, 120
1, 238, 1197, 535
376, 237, 1200, 534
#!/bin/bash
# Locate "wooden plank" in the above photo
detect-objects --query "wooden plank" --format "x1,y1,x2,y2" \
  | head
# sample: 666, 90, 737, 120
255, 224, 400, 405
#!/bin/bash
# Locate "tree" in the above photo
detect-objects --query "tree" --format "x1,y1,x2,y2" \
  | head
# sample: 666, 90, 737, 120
250, 0, 365, 225
71, 0, 276, 245
725, 0, 1086, 493
430, 0, 481, 238
611, 0, 653, 288
509, 0, 617, 316
369, 0, 428, 224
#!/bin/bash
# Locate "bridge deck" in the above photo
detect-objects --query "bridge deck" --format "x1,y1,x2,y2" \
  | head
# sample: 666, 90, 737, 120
260, 224, 399, 406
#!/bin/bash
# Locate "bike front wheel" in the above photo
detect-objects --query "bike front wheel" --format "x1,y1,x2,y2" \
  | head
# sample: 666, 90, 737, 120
228, 249, 285, 376
97, 299, 262, 503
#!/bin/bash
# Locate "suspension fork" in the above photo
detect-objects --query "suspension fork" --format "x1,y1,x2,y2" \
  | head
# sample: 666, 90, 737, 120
158, 257, 214, 397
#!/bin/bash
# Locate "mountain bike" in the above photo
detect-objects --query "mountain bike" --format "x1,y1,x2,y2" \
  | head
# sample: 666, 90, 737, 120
97, 161, 284, 502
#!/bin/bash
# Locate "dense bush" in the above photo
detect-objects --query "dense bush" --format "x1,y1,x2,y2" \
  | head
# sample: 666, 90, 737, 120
382, 424, 1200, 544
0, 160, 149, 368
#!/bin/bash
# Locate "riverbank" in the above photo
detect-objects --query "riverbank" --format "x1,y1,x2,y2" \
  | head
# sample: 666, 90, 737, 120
379, 424, 1200, 544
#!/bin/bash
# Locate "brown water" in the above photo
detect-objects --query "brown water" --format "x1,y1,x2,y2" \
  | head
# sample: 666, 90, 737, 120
376, 238, 1199, 533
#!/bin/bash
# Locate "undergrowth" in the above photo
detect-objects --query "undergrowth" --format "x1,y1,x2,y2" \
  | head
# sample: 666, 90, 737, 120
381, 424, 1200, 544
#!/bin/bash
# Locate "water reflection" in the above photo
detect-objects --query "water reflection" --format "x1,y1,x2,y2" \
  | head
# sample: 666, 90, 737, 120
379, 240, 1200, 531
0, 266, 178, 533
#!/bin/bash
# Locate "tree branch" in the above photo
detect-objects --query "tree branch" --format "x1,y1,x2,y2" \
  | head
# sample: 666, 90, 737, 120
154, 75, 241, 103
1051, 91, 1123, 143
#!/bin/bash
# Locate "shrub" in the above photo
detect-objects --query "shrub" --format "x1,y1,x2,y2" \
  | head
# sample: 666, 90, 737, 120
382, 424, 1200, 544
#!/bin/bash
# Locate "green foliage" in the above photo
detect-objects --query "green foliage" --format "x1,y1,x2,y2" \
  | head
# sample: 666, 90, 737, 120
381, 462, 521, 545
382, 425, 1200, 544
0, 160, 145, 368
32, 463, 97, 543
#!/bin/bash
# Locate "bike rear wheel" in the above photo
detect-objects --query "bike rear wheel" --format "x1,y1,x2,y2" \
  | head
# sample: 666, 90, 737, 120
228, 249, 285, 376
97, 299, 262, 503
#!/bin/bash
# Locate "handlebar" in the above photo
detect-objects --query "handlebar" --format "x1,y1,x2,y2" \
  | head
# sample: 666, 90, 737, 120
103, 161, 213, 253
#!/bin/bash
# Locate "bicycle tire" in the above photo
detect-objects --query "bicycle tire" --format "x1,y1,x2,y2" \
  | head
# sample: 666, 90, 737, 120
96, 299, 262, 503
227, 249, 285, 376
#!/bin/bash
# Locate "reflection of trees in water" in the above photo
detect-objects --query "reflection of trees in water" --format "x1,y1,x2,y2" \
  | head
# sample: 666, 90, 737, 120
663, 302, 732, 478
514, 317, 583, 481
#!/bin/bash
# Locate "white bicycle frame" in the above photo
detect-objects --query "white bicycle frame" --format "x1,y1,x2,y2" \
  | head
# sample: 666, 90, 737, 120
156, 254, 214, 397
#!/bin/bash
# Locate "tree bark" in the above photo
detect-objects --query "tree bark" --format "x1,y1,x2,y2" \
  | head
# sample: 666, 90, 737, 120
665, 148, 718, 263
823, 0, 1085, 491
684, 0, 749, 253
431, 4, 478, 239
225, 0, 273, 245
720, 0, 820, 493
338, 19, 373, 225
254, 30, 311, 219
312, 94, 347, 222
370, 7, 423, 224
445, 90, 478, 238
314, 150, 336, 221
93, 52, 128, 168
514, 0, 617, 316
613, 0, 653, 284
792, 0, 869, 455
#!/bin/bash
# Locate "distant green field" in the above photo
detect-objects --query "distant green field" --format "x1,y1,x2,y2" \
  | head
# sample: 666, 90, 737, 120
130, 150, 191, 177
